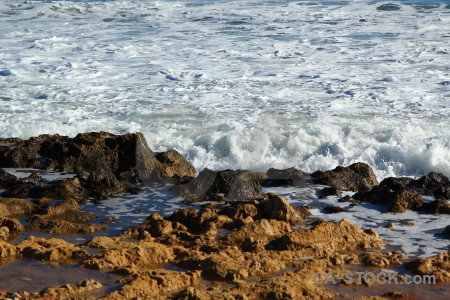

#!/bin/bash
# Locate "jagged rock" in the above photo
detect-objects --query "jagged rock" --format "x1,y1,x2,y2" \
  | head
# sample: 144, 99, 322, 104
412, 172, 450, 189
311, 162, 378, 192
0, 132, 195, 187
0, 197, 37, 217
264, 167, 309, 187
404, 251, 450, 283
17, 236, 88, 261
278, 219, 384, 253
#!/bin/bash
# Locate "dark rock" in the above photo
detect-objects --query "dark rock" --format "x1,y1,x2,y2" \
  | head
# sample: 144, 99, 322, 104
323, 206, 347, 214
0, 132, 195, 187
354, 178, 423, 213
0, 169, 20, 188
174, 169, 267, 201
376, 185, 423, 213
443, 225, 450, 238
311, 162, 378, 192
432, 186, 450, 200
412, 172, 450, 189
263, 167, 308, 187
419, 199, 450, 214
317, 187, 341, 199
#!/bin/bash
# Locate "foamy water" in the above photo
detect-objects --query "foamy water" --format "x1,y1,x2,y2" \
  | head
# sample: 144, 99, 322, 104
1, 0, 450, 179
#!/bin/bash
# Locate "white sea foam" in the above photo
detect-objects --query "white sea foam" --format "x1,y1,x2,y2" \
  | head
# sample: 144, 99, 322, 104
1, 0, 450, 180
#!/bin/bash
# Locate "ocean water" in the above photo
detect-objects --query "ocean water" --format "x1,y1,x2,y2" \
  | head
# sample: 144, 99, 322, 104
1, 0, 450, 179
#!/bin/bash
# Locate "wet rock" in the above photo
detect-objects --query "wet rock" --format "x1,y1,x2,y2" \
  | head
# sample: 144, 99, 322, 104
311, 162, 378, 192
0, 240, 17, 258
103, 271, 201, 300
413, 172, 450, 189
0, 197, 37, 217
360, 251, 408, 268
404, 250, 450, 283
258, 194, 309, 225
264, 167, 309, 187
382, 291, 415, 300
323, 206, 347, 214
355, 180, 423, 213
26, 214, 106, 235
443, 225, 450, 238
317, 186, 341, 198
39, 279, 103, 299
127, 213, 188, 238
0, 217, 24, 240
2, 177, 86, 204
17, 236, 89, 261
278, 219, 384, 253
0, 132, 195, 187
0, 169, 19, 188
84, 239, 175, 271
418, 199, 450, 214
174, 169, 267, 200
155, 150, 196, 184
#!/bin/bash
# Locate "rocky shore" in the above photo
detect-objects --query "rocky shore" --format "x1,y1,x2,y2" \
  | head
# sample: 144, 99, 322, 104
0, 132, 449, 299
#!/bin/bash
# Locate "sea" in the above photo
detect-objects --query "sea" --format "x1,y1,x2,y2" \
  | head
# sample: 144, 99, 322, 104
1, 0, 450, 179
0, 0, 449, 265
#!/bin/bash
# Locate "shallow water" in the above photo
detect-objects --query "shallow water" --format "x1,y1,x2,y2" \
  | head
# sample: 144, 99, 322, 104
1, 0, 450, 179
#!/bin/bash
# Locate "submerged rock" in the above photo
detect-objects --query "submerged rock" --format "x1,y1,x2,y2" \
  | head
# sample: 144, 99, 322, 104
404, 251, 450, 284
311, 162, 378, 192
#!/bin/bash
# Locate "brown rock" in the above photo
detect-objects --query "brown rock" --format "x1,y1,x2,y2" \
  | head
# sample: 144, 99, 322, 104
103, 271, 201, 299
0, 240, 17, 257
0, 169, 19, 188
39, 279, 103, 299
17, 236, 88, 261
404, 250, 450, 283
278, 219, 385, 253
360, 251, 408, 268
259, 194, 308, 225
26, 214, 106, 235
311, 162, 378, 192
155, 150, 196, 184
83, 240, 175, 271
0, 217, 24, 240
0, 197, 37, 217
